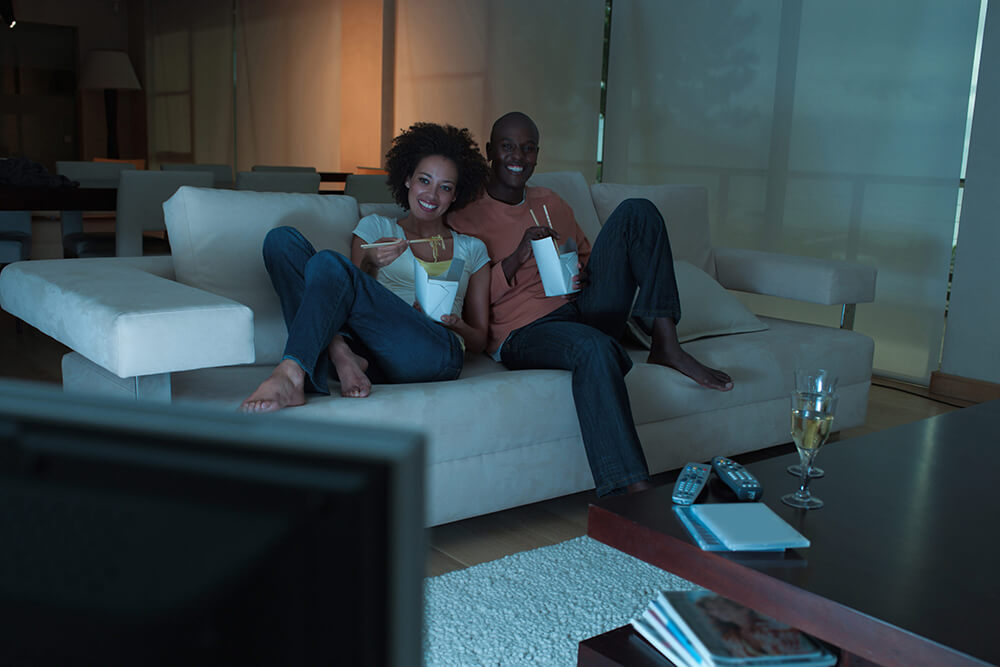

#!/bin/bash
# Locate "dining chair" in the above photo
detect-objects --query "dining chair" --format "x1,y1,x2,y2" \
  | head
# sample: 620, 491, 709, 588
0, 211, 31, 265
161, 163, 234, 188
235, 171, 321, 194
115, 170, 215, 257
56, 161, 138, 257
344, 173, 395, 204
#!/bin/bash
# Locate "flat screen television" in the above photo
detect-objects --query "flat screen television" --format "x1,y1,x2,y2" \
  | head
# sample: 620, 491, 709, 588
0, 378, 424, 666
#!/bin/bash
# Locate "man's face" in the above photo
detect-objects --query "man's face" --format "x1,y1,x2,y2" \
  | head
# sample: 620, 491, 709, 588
486, 119, 539, 191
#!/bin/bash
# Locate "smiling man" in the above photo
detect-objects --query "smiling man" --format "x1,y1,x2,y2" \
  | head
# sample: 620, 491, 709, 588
448, 111, 732, 497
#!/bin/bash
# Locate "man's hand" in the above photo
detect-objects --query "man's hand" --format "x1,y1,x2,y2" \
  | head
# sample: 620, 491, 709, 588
560, 262, 589, 300
501, 226, 560, 284
573, 263, 589, 291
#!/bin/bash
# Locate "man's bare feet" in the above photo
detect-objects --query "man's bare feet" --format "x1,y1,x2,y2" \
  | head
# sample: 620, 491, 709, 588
626, 479, 654, 495
239, 359, 307, 413
649, 317, 734, 391
648, 348, 733, 391
329, 335, 372, 398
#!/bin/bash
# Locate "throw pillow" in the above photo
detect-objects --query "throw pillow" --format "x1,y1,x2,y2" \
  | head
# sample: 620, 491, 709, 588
628, 261, 768, 347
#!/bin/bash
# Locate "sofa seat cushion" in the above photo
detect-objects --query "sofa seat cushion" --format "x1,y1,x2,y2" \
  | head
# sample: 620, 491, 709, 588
164, 187, 361, 364
625, 316, 874, 425
173, 318, 870, 467
172, 360, 577, 462
590, 183, 715, 277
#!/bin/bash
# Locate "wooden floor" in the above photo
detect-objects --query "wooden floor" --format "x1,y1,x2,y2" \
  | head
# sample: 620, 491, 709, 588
0, 307, 972, 578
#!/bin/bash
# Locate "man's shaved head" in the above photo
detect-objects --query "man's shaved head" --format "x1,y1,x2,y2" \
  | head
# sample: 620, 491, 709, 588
489, 111, 539, 145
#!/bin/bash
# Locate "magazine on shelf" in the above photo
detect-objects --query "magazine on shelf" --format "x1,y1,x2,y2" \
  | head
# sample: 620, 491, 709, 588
630, 590, 836, 666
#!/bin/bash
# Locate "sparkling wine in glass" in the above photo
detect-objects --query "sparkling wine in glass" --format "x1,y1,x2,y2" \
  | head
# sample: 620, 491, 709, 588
787, 369, 838, 479
782, 391, 837, 510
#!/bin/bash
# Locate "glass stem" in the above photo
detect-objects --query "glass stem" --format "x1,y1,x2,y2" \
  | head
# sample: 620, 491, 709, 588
797, 452, 815, 497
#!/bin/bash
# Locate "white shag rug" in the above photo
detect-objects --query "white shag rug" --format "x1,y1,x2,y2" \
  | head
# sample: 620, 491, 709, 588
423, 536, 700, 666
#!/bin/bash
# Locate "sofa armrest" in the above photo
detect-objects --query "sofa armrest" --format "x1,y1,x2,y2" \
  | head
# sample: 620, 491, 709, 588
0, 258, 254, 378
714, 247, 877, 306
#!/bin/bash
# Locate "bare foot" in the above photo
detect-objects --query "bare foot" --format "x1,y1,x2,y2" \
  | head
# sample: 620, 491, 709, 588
649, 348, 734, 391
649, 316, 733, 391
626, 480, 654, 495
239, 359, 307, 413
329, 335, 372, 398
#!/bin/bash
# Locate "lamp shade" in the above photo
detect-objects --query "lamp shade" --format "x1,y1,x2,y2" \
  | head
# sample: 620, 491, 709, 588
79, 50, 140, 90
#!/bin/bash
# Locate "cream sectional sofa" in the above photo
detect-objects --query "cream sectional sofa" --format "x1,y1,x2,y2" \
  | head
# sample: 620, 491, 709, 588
0, 172, 877, 526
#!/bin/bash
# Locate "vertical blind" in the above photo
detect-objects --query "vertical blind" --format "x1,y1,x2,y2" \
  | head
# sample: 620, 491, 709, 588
604, 0, 981, 382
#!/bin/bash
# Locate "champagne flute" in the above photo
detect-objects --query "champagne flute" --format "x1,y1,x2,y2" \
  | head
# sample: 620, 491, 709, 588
782, 390, 837, 510
787, 369, 838, 479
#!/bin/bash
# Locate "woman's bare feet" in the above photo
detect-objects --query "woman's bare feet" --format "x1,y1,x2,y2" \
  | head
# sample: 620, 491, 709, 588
329, 335, 372, 398
649, 317, 734, 391
239, 359, 307, 413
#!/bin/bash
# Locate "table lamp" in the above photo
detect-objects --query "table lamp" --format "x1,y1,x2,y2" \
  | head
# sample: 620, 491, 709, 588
79, 50, 141, 159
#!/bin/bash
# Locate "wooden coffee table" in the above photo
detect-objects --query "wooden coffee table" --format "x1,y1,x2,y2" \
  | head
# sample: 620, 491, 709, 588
580, 400, 1000, 667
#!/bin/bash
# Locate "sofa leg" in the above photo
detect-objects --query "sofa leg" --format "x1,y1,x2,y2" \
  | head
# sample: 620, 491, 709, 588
840, 304, 857, 330
61, 351, 172, 402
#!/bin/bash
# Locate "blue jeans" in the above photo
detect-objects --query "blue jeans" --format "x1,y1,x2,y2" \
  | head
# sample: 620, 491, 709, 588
263, 226, 463, 393
500, 199, 681, 496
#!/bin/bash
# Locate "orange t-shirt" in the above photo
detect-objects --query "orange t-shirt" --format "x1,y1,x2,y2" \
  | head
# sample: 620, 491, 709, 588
448, 187, 592, 354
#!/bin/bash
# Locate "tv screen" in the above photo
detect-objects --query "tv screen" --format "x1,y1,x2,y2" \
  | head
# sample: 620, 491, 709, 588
0, 379, 424, 666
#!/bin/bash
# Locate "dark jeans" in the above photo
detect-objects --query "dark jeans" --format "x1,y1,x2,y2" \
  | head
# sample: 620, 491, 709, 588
500, 199, 681, 496
263, 226, 463, 393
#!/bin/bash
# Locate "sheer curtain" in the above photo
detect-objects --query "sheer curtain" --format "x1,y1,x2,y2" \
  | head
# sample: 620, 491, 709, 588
604, 0, 981, 382
234, 0, 342, 171
147, 0, 343, 172
146, 0, 234, 168
394, 0, 606, 175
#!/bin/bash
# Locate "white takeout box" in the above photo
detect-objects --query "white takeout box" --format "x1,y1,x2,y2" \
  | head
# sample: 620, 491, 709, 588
414, 257, 465, 321
531, 237, 579, 297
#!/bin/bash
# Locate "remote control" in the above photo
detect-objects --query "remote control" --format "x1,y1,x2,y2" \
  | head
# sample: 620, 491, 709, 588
711, 456, 763, 501
671, 462, 712, 505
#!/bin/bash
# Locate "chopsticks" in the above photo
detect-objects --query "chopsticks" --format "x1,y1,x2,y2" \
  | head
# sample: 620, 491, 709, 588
360, 238, 440, 249
530, 205, 559, 251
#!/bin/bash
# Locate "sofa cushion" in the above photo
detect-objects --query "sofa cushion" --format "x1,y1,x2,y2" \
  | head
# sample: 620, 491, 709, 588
590, 183, 715, 277
164, 187, 360, 364
629, 261, 767, 347
624, 316, 874, 426
527, 171, 603, 243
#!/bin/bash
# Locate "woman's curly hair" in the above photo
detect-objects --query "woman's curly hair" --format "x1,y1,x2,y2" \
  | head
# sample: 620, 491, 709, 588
384, 122, 490, 213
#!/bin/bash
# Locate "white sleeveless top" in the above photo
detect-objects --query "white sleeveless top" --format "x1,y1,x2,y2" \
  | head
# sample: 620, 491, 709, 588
352, 214, 489, 317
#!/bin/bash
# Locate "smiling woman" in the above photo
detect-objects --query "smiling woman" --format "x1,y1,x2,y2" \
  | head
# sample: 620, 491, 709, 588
239, 122, 493, 414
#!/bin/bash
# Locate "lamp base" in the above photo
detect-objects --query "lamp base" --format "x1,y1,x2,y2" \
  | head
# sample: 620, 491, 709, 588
104, 88, 119, 159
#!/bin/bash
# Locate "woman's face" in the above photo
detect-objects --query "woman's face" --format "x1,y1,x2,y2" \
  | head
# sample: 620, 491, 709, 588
405, 155, 458, 221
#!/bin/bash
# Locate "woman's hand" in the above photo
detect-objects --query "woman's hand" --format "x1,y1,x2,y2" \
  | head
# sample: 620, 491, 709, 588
353, 237, 407, 277
364, 237, 408, 269
501, 227, 559, 285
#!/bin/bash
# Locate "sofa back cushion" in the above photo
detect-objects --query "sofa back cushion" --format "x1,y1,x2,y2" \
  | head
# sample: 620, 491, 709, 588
590, 183, 715, 277
527, 171, 603, 243
164, 186, 360, 364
